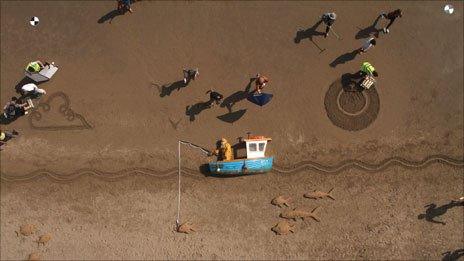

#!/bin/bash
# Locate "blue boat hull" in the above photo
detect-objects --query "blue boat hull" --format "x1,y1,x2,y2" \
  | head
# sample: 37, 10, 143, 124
208, 157, 273, 175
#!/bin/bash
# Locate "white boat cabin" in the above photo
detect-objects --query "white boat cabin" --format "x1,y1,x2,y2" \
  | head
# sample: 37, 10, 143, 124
243, 136, 272, 159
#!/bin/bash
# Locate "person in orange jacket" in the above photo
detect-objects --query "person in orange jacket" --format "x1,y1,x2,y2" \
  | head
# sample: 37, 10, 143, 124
255, 73, 269, 94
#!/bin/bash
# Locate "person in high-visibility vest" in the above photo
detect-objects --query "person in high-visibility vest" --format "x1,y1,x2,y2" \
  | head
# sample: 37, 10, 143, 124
360, 62, 378, 77
25, 60, 50, 73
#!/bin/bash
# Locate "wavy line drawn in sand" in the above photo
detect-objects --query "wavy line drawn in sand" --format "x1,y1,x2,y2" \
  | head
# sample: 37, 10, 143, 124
28, 92, 93, 131
324, 76, 380, 131
272, 155, 464, 174
1, 155, 462, 182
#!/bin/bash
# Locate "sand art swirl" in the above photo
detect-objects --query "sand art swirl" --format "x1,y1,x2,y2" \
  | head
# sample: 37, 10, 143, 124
29, 92, 93, 131
1, 155, 462, 182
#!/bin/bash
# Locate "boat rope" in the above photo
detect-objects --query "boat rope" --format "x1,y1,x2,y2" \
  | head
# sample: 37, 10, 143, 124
179, 140, 211, 155
176, 140, 210, 229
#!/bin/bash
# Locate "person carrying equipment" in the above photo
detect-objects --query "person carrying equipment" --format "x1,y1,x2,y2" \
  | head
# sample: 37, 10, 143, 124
321, 12, 337, 38
212, 138, 233, 161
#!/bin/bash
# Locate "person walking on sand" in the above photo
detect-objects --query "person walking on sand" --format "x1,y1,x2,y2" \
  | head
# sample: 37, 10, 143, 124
380, 9, 402, 34
206, 90, 223, 108
255, 73, 269, 94
358, 37, 377, 54
183, 68, 199, 84
321, 12, 337, 38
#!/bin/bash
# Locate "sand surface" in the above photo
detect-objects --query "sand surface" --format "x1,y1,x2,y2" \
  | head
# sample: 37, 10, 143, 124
1, 1, 463, 260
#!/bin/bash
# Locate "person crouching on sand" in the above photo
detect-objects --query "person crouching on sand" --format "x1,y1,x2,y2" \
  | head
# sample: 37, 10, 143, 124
206, 90, 223, 108
183, 68, 199, 84
20, 83, 46, 99
358, 37, 376, 54
25, 60, 51, 74
255, 73, 269, 94
118, 0, 133, 13
359, 62, 378, 78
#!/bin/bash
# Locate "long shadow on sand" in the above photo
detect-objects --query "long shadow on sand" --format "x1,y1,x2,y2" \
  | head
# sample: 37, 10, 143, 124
154, 81, 188, 97
217, 109, 247, 124
0, 114, 18, 125
294, 19, 325, 43
330, 50, 360, 68
220, 78, 254, 113
185, 101, 210, 122
14, 77, 37, 95
355, 15, 382, 39
417, 200, 464, 225
341, 72, 364, 92
442, 249, 464, 261
98, 9, 123, 24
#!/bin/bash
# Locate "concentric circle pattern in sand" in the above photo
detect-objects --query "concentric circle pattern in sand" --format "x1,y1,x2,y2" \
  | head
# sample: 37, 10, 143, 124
325, 78, 380, 131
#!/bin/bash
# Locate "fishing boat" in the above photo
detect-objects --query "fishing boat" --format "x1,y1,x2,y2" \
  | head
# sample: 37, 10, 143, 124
208, 135, 273, 175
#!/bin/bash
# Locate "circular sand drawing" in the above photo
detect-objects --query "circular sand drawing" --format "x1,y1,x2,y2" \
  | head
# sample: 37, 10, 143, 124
324, 76, 380, 131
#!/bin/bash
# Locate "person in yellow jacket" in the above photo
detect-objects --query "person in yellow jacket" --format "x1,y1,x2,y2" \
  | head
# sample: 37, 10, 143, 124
359, 61, 378, 77
212, 138, 233, 161
0, 129, 19, 150
25, 60, 51, 73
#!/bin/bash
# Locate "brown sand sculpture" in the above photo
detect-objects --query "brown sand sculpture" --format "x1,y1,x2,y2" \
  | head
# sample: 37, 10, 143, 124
304, 188, 335, 200
280, 207, 321, 222
271, 195, 292, 208
177, 222, 197, 234
28, 252, 41, 260
271, 221, 296, 235
36, 234, 52, 246
16, 224, 37, 236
